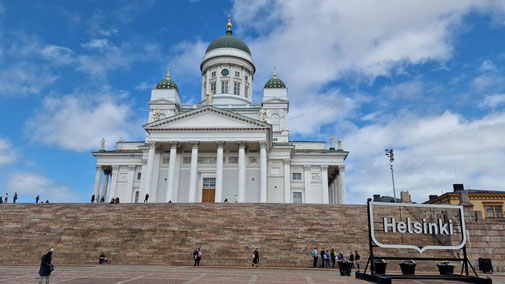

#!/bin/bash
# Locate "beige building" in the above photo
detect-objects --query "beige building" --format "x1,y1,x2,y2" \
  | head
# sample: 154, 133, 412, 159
425, 184, 505, 219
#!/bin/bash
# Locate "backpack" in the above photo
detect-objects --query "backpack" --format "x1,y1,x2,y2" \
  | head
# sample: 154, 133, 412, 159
311, 250, 316, 257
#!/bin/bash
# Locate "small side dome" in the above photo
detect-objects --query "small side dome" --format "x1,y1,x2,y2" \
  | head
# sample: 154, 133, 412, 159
156, 67, 178, 91
264, 67, 286, 89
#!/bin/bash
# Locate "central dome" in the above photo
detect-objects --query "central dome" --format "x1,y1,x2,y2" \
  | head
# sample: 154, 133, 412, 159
206, 30, 251, 55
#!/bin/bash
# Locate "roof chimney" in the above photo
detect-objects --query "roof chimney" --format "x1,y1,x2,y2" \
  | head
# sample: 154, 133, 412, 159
453, 184, 464, 192
429, 195, 438, 201
373, 194, 381, 201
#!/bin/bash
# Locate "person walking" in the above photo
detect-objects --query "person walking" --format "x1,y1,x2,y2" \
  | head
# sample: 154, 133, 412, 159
38, 248, 54, 284
320, 248, 325, 268
311, 247, 318, 268
0, 196, 3, 203
100, 196, 105, 203
330, 249, 336, 268
324, 250, 330, 268
91, 194, 95, 203
349, 252, 355, 268
354, 251, 360, 269
193, 248, 200, 266
13, 192, 17, 203
4, 193, 8, 203
144, 193, 149, 203
36, 195, 40, 203
252, 249, 259, 267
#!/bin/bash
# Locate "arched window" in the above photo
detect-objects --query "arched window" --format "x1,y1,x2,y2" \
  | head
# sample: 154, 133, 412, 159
271, 114, 280, 131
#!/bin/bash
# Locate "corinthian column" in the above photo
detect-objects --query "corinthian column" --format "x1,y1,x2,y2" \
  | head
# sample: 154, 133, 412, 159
304, 165, 312, 203
93, 165, 102, 202
144, 142, 156, 201
283, 159, 291, 203
337, 165, 346, 204
238, 141, 246, 202
259, 141, 267, 203
188, 141, 199, 203
166, 142, 178, 202
215, 141, 224, 202
101, 169, 110, 201
321, 165, 329, 204
126, 165, 136, 202
109, 165, 120, 199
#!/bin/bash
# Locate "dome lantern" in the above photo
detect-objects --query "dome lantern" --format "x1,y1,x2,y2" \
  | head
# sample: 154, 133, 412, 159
264, 66, 286, 89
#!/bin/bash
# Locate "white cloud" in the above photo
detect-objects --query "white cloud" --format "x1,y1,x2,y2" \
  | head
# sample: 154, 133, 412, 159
98, 28, 118, 37
81, 38, 112, 50
381, 80, 424, 101
40, 44, 74, 65
135, 81, 153, 90
344, 111, 505, 203
25, 92, 144, 152
6, 171, 78, 202
169, 39, 208, 83
0, 138, 17, 165
480, 60, 497, 72
479, 93, 505, 108
0, 64, 58, 97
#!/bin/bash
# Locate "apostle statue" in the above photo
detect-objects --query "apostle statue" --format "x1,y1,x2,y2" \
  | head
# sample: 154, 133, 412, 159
330, 136, 334, 148
100, 138, 105, 150
206, 92, 214, 105
153, 110, 161, 121
338, 136, 343, 150
258, 108, 267, 122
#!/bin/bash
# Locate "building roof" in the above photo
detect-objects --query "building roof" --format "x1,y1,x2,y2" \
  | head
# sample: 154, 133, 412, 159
206, 30, 251, 55
156, 68, 178, 91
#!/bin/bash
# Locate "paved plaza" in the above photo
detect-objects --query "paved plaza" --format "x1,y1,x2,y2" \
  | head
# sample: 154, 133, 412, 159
0, 265, 503, 284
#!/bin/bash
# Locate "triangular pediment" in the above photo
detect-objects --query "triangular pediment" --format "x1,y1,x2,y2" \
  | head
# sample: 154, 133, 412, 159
144, 106, 270, 130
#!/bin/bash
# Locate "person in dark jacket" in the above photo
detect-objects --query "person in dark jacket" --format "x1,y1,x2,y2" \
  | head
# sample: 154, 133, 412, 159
330, 249, 336, 268
349, 252, 355, 268
193, 248, 200, 266
354, 251, 360, 269
320, 249, 326, 268
39, 248, 54, 284
91, 194, 95, 203
252, 249, 259, 267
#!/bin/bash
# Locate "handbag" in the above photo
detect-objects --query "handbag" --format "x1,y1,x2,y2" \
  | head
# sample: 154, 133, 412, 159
48, 264, 55, 271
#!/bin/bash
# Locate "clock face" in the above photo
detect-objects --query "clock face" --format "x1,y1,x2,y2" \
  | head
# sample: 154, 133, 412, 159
221, 69, 229, 76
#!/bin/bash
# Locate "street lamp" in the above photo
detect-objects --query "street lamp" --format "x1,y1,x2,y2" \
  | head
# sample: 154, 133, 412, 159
385, 149, 397, 203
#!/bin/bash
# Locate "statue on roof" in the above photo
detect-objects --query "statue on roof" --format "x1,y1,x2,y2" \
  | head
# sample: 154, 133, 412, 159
206, 92, 214, 105
338, 136, 343, 150
259, 108, 267, 122
153, 110, 161, 121
100, 138, 105, 150
330, 136, 334, 148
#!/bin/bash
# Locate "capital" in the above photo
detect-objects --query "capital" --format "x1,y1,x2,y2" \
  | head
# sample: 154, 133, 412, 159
169, 141, 178, 148
147, 141, 156, 148
128, 164, 136, 170
190, 141, 200, 148
238, 141, 247, 149
321, 165, 328, 170
216, 141, 225, 148
283, 158, 291, 165
338, 165, 345, 172
142, 159, 148, 165
303, 165, 312, 171
112, 165, 120, 171
259, 140, 267, 149
96, 164, 103, 170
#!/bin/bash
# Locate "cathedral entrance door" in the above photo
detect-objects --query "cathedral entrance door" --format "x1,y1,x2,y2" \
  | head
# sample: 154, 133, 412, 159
202, 177, 216, 203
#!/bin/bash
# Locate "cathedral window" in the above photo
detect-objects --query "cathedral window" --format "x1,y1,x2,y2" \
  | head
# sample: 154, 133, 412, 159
292, 173, 302, 180
210, 82, 216, 93
221, 80, 229, 94
233, 82, 240, 95
137, 173, 141, 180
271, 113, 280, 131
293, 192, 303, 203
245, 85, 249, 97
135, 191, 139, 203
235, 71, 240, 77
245, 75, 249, 81
211, 71, 216, 77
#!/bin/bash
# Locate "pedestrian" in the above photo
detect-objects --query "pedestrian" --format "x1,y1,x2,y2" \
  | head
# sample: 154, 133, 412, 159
96, 194, 100, 203
320, 248, 325, 268
350, 252, 354, 268
36, 195, 40, 203
110, 198, 114, 204
198, 248, 202, 264
38, 248, 54, 284
91, 194, 95, 203
45, 200, 49, 203
324, 250, 330, 268
354, 251, 360, 269
99, 252, 108, 264
311, 247, 318, 268
13, 192, 17, 203
100, 196, 105, 203
115, 197, 120, 204
0, 196, 3, 203
338, 251, 343, 261
330, 249, 336, 268
234, 195, 238, 203
252, 249, 259, 267
224, 198, 228, 203
4, 193, 8, 203
144, 193, 149, 203
193, 248, 200, 266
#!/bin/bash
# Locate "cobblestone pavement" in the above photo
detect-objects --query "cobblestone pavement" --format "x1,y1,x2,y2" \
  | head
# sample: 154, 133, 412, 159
0, 266, 502, 284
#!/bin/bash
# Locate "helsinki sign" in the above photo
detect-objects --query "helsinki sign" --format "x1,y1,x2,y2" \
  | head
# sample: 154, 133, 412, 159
369, 201, 467, 253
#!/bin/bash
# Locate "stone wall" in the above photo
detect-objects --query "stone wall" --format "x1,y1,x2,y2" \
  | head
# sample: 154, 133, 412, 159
0, 203, 502, 272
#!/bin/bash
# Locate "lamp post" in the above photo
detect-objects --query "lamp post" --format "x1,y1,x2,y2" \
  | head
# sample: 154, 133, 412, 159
385, 149, 397, 203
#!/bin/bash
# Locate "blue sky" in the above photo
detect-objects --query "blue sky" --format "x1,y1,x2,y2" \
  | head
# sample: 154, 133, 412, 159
1, 0, 505, 204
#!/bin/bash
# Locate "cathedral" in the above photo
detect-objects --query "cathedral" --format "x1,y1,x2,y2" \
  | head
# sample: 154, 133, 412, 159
92, 17, 348, 204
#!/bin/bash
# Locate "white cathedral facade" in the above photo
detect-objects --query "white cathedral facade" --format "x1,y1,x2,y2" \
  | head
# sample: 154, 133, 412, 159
92, 18, 348, 204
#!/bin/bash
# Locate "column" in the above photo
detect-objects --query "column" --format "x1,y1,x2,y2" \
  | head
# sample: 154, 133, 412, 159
238, 141, 246, 202
109, 165, 119, 199
188, 141, 199, 203
100, 170, 110, 201
215, 141, 224, 202
321, 165, 329, 204
337, 165, 346, 204
139, 159, 148, 200
304, 165, 311, 203
166, 142, 178, 202
283, 159, 291, 203
126, 165, 136, 202
93, 165, 102, 202
259, 141, 267, 203
144, 142, 156, 202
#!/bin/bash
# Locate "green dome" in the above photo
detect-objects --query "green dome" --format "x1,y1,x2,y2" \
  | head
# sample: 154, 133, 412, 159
264, 77, 286, 89
156, 78, 178, 91
156, 68, 178, 91
206, 30, 251, 55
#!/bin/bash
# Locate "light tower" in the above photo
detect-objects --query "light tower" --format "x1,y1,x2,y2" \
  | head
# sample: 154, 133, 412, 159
385, 149, 397, 203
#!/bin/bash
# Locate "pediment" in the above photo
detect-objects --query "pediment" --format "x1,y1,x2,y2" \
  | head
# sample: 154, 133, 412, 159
144, 106, 270, 130
262, 98, 289, 104
149, 98, 178, 105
